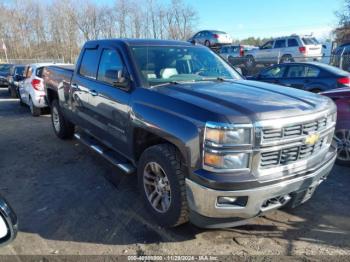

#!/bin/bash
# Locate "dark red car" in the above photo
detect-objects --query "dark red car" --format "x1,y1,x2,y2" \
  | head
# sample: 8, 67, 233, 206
322, 88, 350, 165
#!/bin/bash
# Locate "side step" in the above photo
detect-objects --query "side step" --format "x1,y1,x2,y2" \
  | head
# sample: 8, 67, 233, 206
74, 132, 136, 175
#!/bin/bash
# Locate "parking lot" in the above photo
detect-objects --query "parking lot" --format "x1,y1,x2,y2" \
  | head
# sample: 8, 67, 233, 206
0, 86, 349, 257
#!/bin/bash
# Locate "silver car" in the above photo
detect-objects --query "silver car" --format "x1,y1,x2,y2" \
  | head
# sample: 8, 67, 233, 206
244, 35, 323, 68
219, 45, 258, 65
188, 30, 232, 47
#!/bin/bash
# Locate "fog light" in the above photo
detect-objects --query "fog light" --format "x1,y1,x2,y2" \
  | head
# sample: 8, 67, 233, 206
217, 196, 237, 205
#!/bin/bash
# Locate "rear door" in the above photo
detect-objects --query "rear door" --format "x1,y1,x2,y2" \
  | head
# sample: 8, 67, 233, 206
88, 45, 131, 152
273, 39, 286, 63
70, 47, 101, 130
281, 64, 321, 90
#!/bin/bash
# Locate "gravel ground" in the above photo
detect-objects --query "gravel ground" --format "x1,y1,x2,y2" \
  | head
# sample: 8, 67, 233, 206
0, 87, 349, 257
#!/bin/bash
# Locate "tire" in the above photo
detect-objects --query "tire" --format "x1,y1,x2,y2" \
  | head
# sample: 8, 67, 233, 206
29, 97, 41, 117
245, 55, 255, 68
19, 94, 25, 106
280, 55, 294, 63
334, 129, 350, 166
138, 143, 189, 227
204, 40, 210, 47
310, 88, 322, 93
10, 88, 17, 98
51, 99, 75, 139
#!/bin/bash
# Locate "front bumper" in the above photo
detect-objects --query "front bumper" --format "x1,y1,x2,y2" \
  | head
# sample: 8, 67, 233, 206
186, 148, 336, 222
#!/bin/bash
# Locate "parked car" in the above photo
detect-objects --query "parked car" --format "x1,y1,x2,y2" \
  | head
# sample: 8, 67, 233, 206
7, 65, 26, 98
19, 63, 69, 116
188, 30, 232, 47
219, 45, 257, 65
245, 35, 323, 68
330, 42, 350, 72
321, 88, 350, 166
0, 64, 13, 87
249, 62, 350, 93
44, 39, 336, 229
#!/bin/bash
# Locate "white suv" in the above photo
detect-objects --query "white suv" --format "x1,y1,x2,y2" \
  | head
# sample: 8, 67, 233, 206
244, 35, 323, 67
19, 63, 67, 116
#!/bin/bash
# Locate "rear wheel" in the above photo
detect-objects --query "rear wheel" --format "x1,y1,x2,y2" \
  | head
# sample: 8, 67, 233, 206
334, 129, 350, 166
280, 54, 294, 63
29, 97, 41, 117
245, 55, 255, 68
138, 143, 189, 227
51, 99, 75, 139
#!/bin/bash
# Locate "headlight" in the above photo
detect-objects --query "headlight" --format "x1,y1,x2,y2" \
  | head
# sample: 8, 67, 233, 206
205, 127, 251, 145
203, 122, 252, 171
204, 152, 250, 169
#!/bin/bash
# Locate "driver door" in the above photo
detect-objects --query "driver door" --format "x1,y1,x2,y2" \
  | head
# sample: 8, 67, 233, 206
258, 41, 274, 62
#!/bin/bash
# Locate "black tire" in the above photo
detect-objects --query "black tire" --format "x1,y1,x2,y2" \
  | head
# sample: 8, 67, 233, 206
51, 99, 75, 139
19, 94, 25, 106
138, 143, 189, 227
334, 129, 350, 166
204, 40, 210, 47
280, 55, 294, 63
245, 55, 255, 68
310, 88, 322, 93
29, 97, 41, 117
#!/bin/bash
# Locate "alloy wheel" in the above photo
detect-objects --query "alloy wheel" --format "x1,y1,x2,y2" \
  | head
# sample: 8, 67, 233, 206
334, 129, 350, 162
52, 106, 60, 133
143, 162, 171, 213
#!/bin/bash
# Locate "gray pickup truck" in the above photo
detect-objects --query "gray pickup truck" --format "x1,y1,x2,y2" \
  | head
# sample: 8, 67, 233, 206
43, 39, 337, 228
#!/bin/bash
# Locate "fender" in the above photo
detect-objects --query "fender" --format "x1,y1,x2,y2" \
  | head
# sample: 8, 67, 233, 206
131, 101, 202, 170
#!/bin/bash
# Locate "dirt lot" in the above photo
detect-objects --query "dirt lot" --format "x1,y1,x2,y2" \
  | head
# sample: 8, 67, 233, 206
0, 87, 349, 257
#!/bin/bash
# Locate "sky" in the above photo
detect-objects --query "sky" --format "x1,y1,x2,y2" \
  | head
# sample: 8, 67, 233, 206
98, 0, 344, 40
187, 0, 344, 40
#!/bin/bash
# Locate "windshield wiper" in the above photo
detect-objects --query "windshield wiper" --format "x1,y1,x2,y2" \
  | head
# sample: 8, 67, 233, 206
151, 80, 188, 88
196, 77, 232, 82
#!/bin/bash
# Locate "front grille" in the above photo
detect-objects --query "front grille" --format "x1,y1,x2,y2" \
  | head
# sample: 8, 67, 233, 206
262, 117, 328, 141
260, 137, 326, 168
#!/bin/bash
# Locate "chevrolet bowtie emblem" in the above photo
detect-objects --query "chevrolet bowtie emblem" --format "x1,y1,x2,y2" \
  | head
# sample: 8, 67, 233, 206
305, 133, 320, 146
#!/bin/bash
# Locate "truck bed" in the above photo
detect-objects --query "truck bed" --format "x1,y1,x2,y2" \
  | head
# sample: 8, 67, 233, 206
43, 65, 74, 93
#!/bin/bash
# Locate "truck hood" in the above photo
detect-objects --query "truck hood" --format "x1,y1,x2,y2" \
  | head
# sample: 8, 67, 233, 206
153, 80, 334, 123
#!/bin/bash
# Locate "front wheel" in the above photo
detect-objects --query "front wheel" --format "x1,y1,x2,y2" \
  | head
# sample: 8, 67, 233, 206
51, 99, 75, 139
245, 55, 255, 68
334, 129, 350, 166
138, 144, 189, 227
204, 40, 210, 47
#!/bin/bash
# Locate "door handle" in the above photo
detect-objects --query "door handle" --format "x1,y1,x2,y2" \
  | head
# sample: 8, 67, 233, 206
89, 90, 98, 96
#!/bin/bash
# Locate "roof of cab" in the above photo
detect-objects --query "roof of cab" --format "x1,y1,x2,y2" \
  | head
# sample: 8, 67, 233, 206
84, 38, 193, 47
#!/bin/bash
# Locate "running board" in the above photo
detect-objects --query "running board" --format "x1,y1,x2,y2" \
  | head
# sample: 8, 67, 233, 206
74, 133, 135, 175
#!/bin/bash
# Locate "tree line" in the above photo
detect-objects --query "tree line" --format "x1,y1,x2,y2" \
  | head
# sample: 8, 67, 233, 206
0, 0, 198, 63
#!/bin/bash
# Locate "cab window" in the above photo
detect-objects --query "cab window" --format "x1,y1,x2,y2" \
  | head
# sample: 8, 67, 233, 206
97, 49, 124, 85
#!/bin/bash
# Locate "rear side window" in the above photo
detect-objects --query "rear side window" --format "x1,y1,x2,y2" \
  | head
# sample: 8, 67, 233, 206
97, 49, 124, 85
288, 39, 299, 47
274, 40, 286, 48
79, 49, 99, 79
260, 66, 286, 78
305, 66, 320, 77
286, 65, 320, 78
36, 67, 44, 78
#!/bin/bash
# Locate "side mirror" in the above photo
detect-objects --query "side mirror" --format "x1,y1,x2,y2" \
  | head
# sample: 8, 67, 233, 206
322, 44, 327, 49
0, 196, 17, 247
114, 69, 131, 90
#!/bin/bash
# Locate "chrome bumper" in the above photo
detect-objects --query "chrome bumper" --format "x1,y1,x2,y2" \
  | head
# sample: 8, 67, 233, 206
186, 150, 336, 219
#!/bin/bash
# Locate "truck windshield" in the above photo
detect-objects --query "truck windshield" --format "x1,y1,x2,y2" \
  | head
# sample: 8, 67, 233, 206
131, 46, 242, 86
